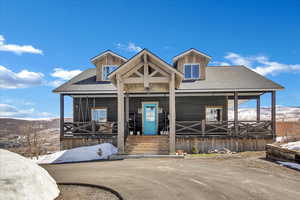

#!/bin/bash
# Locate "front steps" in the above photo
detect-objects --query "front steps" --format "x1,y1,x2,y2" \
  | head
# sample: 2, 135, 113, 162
125, 135, 169, 155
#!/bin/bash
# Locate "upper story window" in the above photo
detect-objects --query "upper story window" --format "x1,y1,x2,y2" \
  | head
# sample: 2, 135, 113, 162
102, 65, 118, 81
184, 64, 200, 79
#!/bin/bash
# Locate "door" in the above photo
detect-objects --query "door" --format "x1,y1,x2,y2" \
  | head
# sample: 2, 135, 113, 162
143, 103, 158, 135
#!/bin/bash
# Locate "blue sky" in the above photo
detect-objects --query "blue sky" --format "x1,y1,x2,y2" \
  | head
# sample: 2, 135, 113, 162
0, 0, 300, 118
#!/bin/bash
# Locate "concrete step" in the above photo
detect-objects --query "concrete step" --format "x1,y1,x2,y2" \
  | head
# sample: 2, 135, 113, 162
126, 151, 169, 155
126, 143, 168, 147
126, 147, 168, 151
127, 136, 169, 140
127, 138, 169, 143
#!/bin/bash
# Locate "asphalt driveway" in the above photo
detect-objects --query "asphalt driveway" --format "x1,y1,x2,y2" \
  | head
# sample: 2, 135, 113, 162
43, 153, 300, 200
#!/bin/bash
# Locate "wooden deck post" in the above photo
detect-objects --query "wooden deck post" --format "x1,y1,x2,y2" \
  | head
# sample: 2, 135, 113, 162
60, 94, 64, 140
201, 120, 205, 136
234, 91, 238, 135
271, 91, 276, 140
117, 75, 125, 153
169, 73, 176, 154
143, 53, 149, 88
125, 94, 129, 123
256, 96, 260, 122
125, 94, 129, 136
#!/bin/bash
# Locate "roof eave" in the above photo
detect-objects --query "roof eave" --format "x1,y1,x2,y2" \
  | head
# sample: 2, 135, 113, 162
172, 48, 212, 62
90, 50, 127, 64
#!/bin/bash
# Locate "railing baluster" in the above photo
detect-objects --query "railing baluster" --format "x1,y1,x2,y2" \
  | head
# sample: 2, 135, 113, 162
201, 120, 205, 136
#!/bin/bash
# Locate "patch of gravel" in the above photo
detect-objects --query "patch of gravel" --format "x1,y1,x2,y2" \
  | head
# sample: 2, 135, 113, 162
56, 185, 119, 200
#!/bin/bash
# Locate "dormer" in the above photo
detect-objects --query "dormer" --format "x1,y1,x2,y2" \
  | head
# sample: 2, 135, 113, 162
173, 48, 211, 80
91, 50, 127, 81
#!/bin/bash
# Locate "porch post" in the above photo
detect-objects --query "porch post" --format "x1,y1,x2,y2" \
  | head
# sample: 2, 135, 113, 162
125, 94, 129, 123
256, 96, 261, 122
234, 91, 238, 135
169, 73, 176, 154
60, 94, 64, 140
271, 91, 276, 140
117, 75, 125, 153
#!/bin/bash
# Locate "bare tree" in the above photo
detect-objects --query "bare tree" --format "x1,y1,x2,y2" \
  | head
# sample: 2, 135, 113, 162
19, 122, 45, 159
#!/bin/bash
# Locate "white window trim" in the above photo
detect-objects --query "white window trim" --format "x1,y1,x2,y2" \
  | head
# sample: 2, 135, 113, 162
102, 65, 117, 81
205, 106, 223, 124
91, 107, 108, 122
183, 63, 200, 80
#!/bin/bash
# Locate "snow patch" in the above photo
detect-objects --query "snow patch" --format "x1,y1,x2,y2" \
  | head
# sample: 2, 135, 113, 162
0, 149, 60, 200
277, 161, 300, 170
280, 141, 300, 151
33, 143, 118, 164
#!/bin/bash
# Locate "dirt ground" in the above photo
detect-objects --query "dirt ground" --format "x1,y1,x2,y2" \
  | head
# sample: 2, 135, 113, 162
56, 185, 118, 200
44, 151, 300, 200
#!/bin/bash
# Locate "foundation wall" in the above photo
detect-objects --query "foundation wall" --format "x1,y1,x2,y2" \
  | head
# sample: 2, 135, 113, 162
176, 136, 273, 153
60, 136, 117, 150
60, 135, 273, 153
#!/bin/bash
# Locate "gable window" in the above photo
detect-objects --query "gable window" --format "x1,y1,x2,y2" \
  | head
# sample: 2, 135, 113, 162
206, 106, 223, 122
91, 107, 107, 122
102, 65, 118, 81
184, 64, 200, 79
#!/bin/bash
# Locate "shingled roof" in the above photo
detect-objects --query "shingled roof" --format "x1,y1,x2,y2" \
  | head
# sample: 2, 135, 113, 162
53, 65, 283, 94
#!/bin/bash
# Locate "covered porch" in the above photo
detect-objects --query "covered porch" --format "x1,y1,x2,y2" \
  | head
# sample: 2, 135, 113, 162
59, 90, 276, 154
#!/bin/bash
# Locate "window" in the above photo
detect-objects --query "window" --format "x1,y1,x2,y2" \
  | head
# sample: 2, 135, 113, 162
91, 108, 107, 122
206, 106, 223, 122
184, 64, 200, 79
102, 65, 118, 81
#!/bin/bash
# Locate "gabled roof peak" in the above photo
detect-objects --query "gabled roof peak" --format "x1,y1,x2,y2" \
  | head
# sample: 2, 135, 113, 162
90, 49, 127, 64
173, 48, 211, 62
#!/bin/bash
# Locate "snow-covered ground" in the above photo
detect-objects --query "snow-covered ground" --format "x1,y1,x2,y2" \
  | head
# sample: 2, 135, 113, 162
277, 161, 300, 171
32, 143, 118, 164
280, 141, 300, 151
228, 105, 300, 121
0, 149, 60, 200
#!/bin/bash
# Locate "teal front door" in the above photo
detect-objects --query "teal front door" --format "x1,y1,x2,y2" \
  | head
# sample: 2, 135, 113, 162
143, 103, 158, 135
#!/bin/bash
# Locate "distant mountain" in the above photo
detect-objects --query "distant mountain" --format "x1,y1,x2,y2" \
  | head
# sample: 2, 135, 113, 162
0, 118, 68, 151
228, 106, 300, 121
0, 118, 60, 138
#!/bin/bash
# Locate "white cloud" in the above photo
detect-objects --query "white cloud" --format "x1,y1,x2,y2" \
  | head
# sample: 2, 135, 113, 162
116, 42, 142, 53
0, 103, 54, 119
0, 65, 44, 89
51, 68, 82, 80
211, 61, 230, 66
0, 103, 34, 118
49, 68, 82, 87
0, 35, 43, 55
216, 52, 300, 76
48, 79, 64, 87
224, 53, 252, 66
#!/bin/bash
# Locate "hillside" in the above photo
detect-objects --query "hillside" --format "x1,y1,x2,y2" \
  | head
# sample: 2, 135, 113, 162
0, 118, 61, 154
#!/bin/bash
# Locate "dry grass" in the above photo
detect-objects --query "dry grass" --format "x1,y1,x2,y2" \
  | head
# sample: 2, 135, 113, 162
276, 121, 300, 143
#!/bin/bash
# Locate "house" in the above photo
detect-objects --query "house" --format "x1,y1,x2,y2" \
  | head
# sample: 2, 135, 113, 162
53, 48, 284, 154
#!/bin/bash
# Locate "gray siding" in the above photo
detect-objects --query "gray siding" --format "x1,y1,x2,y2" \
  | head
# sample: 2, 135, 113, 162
73, 97, 117, 122
176, 96, 228, 121
73, 95, 228, 131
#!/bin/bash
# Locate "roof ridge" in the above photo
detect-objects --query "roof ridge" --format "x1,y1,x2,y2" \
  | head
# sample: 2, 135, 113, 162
207, 65, 243, 67
90, 49, 128, 63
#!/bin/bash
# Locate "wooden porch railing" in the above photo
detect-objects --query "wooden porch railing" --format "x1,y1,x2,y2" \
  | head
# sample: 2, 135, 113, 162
64, 121, 117, 136
176, 120, 272, 136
